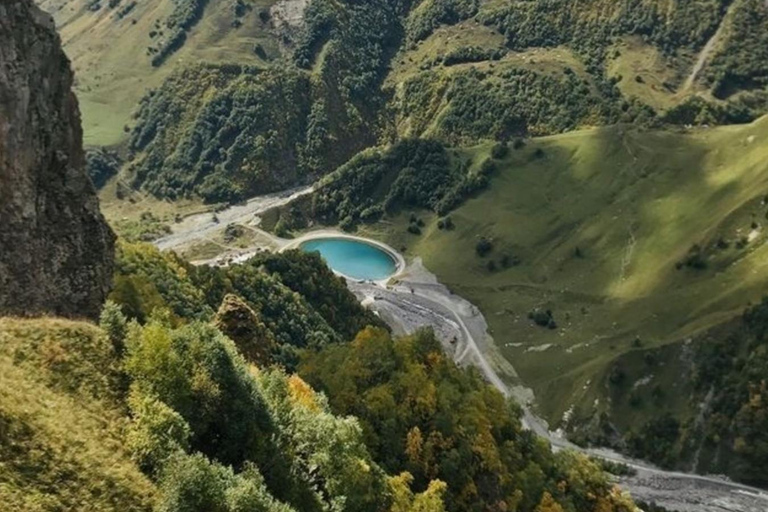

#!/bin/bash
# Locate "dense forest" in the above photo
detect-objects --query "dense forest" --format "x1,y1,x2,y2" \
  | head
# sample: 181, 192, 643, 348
300, 326, 637, 511
120, 0, 768, 203
475, 0, 730, 57
263, 138, 497, 234
390, 0, 768, 142
392, 65, 651, 142
0, 240, 641, 510
106, 243, 640, 511
128, 64, 372, 203
705, 0, 768, 99
127, 0, 410, 203
110, 242, 381, 368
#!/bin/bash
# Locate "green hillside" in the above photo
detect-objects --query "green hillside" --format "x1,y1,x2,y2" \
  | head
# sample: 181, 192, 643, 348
30, 0, 768, 488
0, 248, 640, 512
38, 0, 768, 202
0, 318, 156, 511
574, 300, 768, 485
38, 0, 281, 146
357, 115, 768, 428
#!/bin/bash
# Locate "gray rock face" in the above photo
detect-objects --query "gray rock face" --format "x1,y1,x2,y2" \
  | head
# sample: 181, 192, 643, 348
0, 0, 115, 319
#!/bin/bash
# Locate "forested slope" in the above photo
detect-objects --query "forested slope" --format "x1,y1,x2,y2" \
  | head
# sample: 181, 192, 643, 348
0, 244, 641, 511
572, 296, 768, 487
39, 0, 768, 203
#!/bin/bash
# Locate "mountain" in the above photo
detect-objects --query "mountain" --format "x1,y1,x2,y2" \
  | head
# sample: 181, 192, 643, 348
36, 0, 284, 146
36, 0, 768, 207
0, 0, 114, 319
0, 2, 641, 510
20, 0, 768, 496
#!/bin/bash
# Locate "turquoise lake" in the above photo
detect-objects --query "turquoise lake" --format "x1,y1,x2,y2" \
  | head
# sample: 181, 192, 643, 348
299, 238, 397, 280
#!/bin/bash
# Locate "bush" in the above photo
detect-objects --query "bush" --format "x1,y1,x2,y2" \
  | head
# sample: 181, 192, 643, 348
99, 300, 128, 353
680, 245, 708, 270
442, 45, 505, 66
491, 142, 509, 159
500, 254, 520, 268
339, 216, 355, 232
479, 158, 496, 176
127, 388, 191, 475
475, 237, 493, 257
528, 309, 556, 329
86, 149, 122, 189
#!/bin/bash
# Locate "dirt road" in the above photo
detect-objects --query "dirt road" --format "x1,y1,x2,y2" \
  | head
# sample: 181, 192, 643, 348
154, 185, 313, 252
682, 3, 736, 91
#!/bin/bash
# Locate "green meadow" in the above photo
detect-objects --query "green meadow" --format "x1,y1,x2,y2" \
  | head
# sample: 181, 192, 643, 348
362, 115, 768, 424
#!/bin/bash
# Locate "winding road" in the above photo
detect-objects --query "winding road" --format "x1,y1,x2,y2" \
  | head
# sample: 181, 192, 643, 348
154, 185, 314, 252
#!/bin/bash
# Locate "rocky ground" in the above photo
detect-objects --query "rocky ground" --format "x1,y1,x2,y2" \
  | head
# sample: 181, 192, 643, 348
154, 185, 313, 253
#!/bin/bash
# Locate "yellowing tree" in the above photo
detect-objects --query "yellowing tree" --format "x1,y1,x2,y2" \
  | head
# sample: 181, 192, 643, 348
535, 492, 565, 512
389, 472, 447, 512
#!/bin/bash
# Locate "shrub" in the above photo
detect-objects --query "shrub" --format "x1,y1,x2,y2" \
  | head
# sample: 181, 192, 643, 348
609, 365, 626, 386
491, 142, 509, 159
680, 245, 708, 270
86, 149, 122, 189
528, 309, 557, 329
499, 254, 520, 268
475, 237, 493, 257
339, 216, 355, 232
127, 388, 191, 475
99, 300, 128, 353
479, 158, 496, 176
407, 224, 422, 235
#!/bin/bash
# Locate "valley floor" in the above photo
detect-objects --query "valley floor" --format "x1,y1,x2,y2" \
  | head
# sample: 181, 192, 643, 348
151, 190, 768, 512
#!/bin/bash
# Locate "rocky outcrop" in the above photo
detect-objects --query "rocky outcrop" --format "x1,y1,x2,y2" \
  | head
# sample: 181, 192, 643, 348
0, 0, 115, 319
214, 294, 276, 367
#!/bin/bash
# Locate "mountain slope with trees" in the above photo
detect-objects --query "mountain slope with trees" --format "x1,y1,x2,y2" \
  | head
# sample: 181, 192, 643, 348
38, 0, 768, 203
1, 2, 642, 510
336, 115, 768, 486
0, 242, 642, 511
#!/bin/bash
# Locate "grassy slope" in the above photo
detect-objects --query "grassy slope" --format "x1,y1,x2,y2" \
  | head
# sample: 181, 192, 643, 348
38, 0, 280, 146
607, 36, 693, 112
386, 19, 605, 140
361, 115, 768, 425
385, 2, 737, 135
0, 318, 155, 511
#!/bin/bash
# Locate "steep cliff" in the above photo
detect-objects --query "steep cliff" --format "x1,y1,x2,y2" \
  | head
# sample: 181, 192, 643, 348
0, 0, 114, 319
